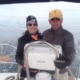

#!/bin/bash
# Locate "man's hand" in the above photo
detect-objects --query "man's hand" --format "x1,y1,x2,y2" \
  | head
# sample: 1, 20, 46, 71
54, 56, 70, 69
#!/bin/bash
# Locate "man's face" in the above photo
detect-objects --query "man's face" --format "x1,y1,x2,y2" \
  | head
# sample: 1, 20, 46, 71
49, 18, 63, 30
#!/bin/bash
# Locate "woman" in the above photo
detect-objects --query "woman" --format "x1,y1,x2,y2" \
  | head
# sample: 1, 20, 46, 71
15, 15, 42, 80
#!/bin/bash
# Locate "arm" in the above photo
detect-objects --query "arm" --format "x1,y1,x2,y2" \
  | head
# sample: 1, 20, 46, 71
62, 33, 76, 66
15, 39, 24, 65
54, 33, 76, 69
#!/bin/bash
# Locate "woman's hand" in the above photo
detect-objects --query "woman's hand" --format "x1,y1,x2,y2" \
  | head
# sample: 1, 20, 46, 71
23, 60, 27, 68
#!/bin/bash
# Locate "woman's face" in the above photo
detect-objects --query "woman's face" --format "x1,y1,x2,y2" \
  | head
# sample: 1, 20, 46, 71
27, 22, 38, 34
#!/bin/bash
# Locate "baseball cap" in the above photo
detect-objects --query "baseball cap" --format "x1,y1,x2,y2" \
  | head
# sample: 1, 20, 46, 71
26, 15, 38, 25
49, 9, 63, 20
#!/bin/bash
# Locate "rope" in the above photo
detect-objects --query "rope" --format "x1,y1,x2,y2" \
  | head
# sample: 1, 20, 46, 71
67, 67, 75, 80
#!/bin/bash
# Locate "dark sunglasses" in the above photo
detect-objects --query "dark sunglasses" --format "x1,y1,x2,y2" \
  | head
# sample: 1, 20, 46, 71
51, 18, 60, 21
28, 23, 38, 26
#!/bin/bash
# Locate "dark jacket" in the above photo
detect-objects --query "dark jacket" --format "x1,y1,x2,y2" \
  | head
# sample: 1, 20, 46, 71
42, 26, 76, 66
15, 31, 42, 65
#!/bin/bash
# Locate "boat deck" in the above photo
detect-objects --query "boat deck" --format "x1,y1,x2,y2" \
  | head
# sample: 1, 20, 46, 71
0, 73, 77, 80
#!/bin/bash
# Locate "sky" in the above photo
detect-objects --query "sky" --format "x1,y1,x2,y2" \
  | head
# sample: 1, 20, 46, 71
0, 2, 80, 16
0, 2, 80, 28
0, 1, 80, 45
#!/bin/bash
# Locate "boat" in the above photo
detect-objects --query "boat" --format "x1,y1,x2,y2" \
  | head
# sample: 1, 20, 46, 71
0, 42, 80, 80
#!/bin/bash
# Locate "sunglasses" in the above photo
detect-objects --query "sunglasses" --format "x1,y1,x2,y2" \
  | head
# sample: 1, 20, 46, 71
51, 18, 60, 21
28, 23, 38, 26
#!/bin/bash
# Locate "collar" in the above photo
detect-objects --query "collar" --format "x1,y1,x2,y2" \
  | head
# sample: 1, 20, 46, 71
51, 26, 63, 35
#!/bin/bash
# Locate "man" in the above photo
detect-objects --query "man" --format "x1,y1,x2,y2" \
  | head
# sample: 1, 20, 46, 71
42, 9, 76, 80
